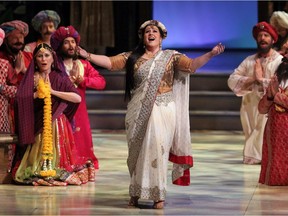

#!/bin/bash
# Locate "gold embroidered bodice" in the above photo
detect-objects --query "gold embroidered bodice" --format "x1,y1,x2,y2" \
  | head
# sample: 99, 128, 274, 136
109, 51, 194, 94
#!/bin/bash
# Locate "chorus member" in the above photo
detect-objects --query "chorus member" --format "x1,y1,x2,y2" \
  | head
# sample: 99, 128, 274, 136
228, 22, 282, 165
50, 25, 106, 180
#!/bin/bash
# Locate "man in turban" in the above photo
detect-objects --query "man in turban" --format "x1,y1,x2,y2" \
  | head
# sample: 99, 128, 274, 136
0, 27, 18, 177
24, 10, 61, 53
228, 21, 283, 165
0, 20, 32, 85
0, 20, 32, 149
50, 26, 106, 181
270, 11, 288, 55
0, 28, 17, 133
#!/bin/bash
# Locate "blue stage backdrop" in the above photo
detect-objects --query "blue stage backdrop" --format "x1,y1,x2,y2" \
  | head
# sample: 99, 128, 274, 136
153, 1, 258, 49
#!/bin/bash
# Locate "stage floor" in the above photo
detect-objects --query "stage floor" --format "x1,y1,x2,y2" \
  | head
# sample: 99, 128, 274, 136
1, 130, 288, 215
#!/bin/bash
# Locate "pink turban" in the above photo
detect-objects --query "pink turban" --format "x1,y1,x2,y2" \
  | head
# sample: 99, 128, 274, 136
252, 21, 278, 43
50, 26, 80, 51
0, 20, 29, 37
0, 28, 5, 46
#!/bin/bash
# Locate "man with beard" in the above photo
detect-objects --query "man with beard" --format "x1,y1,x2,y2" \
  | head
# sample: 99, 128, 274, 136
24, 10, 61, 53
0, 20, 32, 127
0, 20, 32, 176
0, 28, 17, 176
50, 26, 106, 181
0, 20, 32, 85
228, 22, 283, 165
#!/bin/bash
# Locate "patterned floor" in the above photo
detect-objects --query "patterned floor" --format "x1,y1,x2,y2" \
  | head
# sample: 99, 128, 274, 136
1, 130, 288, 215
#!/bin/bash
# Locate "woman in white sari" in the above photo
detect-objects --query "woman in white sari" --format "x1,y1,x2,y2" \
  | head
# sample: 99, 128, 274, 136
78, 20, 225, 209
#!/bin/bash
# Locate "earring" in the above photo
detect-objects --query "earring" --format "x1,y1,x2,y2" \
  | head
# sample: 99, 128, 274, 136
35, 65, 39, 71
51, 63, 55, 69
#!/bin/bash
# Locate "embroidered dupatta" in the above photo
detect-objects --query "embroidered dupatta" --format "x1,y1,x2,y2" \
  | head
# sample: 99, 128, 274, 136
170, 70, 193, 185
125, 50, 193, 186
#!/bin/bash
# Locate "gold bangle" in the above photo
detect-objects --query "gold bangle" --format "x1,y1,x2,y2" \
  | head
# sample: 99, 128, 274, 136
86, 53, 91, 61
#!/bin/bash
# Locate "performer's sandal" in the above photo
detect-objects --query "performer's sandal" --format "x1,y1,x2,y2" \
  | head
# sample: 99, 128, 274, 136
127, 197, 139, 208
153, 200, 164, 209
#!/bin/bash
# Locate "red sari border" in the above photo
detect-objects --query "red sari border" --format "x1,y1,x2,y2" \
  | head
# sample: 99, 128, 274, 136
169, 153, 193, 186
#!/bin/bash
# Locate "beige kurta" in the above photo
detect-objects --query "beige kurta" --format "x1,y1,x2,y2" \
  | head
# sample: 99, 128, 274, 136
227, 50, 282, 164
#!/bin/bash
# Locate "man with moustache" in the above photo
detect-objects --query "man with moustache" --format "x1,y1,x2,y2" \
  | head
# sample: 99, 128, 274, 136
228, 22, 283, 165
0, 20, 32, 132
0, 20, 32, 85
0, 20, 31, 175
0, 28, 17, 134
0, 28, 17, 174
50, 26, 106, 181
24, 10, 61, 53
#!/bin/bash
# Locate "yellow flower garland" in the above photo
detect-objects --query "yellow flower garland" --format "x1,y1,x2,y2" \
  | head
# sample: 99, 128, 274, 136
37, 78, 56, 177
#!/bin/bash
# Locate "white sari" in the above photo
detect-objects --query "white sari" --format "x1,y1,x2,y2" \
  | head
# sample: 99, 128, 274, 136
126, 50, 193, 201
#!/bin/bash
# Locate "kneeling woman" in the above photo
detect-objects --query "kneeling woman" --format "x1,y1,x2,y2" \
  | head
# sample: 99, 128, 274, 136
13, 43, 89, 186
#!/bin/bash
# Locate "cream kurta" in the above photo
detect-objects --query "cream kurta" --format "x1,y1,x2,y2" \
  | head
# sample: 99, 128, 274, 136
227, 50, 282, 164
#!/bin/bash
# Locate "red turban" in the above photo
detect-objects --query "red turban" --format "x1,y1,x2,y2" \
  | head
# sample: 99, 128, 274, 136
50, 26, 80, 51
252, 21, 278, 43
0, 20, 29, 37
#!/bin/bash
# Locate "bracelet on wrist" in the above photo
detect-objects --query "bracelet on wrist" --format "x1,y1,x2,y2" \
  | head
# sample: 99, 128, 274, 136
86, 53, 91, 61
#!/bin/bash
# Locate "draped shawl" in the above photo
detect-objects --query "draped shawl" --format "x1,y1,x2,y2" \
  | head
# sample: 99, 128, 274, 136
15, 60, 80, 146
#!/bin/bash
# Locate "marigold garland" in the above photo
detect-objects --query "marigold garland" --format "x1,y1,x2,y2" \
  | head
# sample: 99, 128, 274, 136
37, 78, 56, 177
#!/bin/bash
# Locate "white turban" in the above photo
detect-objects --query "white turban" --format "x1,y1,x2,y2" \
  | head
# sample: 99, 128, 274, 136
270, 11, 288, 29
